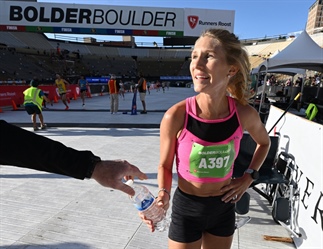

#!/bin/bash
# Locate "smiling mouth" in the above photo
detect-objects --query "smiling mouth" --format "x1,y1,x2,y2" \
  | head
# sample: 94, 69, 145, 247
195, 76, 209, 79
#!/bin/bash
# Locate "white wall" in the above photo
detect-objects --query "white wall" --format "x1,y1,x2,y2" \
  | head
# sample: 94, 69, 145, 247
266, 106, 323, 249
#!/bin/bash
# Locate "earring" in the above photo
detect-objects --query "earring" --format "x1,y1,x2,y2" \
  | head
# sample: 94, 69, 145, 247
227, 75, 231, 78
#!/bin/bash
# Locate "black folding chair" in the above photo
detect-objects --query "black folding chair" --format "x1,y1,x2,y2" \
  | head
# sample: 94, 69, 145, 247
233, 133, 288, 204
233, 133, 302, 237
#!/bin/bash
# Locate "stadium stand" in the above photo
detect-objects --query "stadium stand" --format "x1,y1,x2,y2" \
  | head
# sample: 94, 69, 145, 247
174, 49, 191, 59
48, 40, 91, 55
257, 40, 293, 58
86, 45, 120, 57
245, 43, 270, 56
137, 58, 185, 77
0, 49, 55, 81
12, 32, 54, 51
0, 32, 27, 48
248, 56, 265, 71
118, 47, 148, 58
177, 60, 191, 76
0, 31, 322, 83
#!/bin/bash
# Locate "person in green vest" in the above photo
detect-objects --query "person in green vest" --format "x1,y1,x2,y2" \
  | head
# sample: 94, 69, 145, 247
23, 78, 51, 131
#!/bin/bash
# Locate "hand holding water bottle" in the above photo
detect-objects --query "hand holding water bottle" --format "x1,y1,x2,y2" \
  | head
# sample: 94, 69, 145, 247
139, 186, 171, 232
126, 180, 171, 232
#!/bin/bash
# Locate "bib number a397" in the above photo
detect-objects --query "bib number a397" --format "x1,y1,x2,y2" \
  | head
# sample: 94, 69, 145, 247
189, 141, 235, 178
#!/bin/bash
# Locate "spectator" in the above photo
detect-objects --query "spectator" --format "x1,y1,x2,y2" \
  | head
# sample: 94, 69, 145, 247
147, 81, 151, 94
119, 80, 125, 100
137, 73, 147, 114
304, 77, 311, 87
108, 75, 120, 114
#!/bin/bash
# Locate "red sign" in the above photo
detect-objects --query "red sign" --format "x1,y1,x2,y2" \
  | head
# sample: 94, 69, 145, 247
0, 85, 80, 107
187, 16, 198, 29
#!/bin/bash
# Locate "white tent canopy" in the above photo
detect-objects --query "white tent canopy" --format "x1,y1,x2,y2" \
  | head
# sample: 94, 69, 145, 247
253, 30, 323, 110
251, 67, 306, 76
253, 31, 323, 73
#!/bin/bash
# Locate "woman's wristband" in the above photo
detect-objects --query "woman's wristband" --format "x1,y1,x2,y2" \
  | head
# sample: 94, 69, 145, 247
158, 188, 171, 200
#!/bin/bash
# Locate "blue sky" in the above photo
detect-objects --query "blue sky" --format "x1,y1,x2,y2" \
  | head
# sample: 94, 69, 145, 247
39, 0, 315, 43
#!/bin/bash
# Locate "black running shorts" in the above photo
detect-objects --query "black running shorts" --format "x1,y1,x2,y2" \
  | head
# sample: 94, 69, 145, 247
168, 187, 235, 243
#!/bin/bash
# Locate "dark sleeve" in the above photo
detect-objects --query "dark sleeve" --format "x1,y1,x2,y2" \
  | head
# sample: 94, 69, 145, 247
0, 120, 100, 180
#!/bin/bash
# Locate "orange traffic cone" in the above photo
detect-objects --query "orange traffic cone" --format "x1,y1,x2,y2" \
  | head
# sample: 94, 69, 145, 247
73, 92, 78, 100
11, 100, 18, 110
54, 95, 58, 103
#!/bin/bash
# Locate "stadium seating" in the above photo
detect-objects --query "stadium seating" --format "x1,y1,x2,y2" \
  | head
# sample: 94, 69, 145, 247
0, 31, 322, 82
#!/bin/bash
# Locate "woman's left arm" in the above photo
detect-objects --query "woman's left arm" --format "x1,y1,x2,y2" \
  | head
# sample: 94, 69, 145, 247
221, 104, 270, 203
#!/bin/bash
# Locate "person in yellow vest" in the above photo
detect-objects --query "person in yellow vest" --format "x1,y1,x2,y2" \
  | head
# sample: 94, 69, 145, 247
137, 72, 147, 114
23, 79, 51, 131
108, 75, 120, 114
55, 74, 70, 110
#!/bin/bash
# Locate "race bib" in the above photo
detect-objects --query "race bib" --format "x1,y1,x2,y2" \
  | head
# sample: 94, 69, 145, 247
189, 141, 235, 178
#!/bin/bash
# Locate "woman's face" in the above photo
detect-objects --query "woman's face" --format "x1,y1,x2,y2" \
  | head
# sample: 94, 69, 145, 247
190, 36, 231, 94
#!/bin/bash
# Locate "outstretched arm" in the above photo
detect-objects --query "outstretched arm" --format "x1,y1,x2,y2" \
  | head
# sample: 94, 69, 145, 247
0, 120, 147, 195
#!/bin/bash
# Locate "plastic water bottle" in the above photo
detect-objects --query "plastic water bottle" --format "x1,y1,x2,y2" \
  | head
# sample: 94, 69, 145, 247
126, 180, 169, 232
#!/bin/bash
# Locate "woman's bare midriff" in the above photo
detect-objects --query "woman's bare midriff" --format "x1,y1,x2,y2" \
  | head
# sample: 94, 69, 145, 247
178, 177, 231, 197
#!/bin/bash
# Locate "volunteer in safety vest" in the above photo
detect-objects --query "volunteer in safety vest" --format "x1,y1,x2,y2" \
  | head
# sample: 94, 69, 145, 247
137, 73, 147, 114
108, 74, 120, 114
23, 79, 50, 131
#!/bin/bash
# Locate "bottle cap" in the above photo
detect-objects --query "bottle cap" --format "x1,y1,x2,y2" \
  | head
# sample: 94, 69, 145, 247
125, 179, 134, 187
125, 179, 135, 199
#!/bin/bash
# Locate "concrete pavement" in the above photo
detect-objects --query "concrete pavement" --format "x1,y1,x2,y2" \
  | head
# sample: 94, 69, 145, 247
1, 87, 195, 128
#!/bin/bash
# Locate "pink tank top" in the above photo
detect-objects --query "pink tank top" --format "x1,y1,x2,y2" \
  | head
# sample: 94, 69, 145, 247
176, 96, 243, 183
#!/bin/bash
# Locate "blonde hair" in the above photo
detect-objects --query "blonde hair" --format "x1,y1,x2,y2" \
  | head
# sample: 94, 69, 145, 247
199, 29, 251, 105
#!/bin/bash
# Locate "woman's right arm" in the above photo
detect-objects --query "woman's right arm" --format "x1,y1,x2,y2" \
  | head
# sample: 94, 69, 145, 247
157, 101, 186, 203
139, 101, 185, 232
